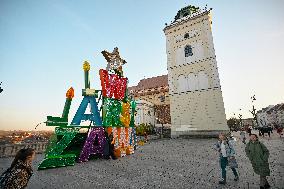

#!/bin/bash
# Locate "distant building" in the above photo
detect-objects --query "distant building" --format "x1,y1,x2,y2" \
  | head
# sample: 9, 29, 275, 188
128, 75, 171, 126
242, 118, 254, 128
257, 103, 284, 127
134, 100, 155, 126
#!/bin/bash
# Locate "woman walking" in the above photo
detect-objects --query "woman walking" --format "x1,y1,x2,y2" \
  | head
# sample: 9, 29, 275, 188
214, 133, 239, 184
0, 148, 35, 189
245, 134, 271, 189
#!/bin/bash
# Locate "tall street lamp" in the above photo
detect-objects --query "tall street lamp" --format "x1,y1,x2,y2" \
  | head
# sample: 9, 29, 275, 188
158, 93, 166, 138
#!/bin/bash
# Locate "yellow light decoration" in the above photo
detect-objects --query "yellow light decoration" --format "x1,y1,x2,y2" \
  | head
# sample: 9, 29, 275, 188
120, 102, 130, 127
83, 61, 90, 71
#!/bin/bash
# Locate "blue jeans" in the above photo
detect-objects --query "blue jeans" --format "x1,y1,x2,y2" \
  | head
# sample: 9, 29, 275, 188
220, 156, 238, 180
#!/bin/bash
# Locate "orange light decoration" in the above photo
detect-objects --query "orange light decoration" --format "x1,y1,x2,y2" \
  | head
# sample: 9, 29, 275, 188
66, 87, 74, 99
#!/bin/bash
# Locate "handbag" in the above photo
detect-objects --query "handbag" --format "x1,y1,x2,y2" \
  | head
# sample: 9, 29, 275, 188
228, 156, 238, 168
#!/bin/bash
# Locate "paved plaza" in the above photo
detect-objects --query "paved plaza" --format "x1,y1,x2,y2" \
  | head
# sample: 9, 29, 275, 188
0, 132, 283, 189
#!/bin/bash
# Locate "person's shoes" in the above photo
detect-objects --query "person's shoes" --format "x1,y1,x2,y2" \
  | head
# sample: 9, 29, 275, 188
260, 187, 265, 189
264, 183, 271, 189
234, 176, 239, 181
218, 180, 226, 184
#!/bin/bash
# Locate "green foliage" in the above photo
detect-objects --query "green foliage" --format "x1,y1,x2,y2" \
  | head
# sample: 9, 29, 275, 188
136, 123, 155, 136
227, 117, 240, 131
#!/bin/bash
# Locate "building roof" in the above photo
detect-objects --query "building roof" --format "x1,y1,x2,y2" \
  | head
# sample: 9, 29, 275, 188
174, 5, 200, 21
163, 6, 211, 32
257, 103, 284, 114
129, 75, 168, 92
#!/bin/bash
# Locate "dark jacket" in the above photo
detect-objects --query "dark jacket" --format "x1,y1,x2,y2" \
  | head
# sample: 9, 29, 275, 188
103, 132, 110, 156
245, 140, 270, 176
0, 160, 33, 189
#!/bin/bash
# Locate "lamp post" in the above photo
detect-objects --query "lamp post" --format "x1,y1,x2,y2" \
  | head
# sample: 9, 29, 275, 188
233, 113, 237, 131
158, 93, 166, 138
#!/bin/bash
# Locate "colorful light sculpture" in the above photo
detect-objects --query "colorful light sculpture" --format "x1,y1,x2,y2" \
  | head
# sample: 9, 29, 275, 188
38, 47, 137, 170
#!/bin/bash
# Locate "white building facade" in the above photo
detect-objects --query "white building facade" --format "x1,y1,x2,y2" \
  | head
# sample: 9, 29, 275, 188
163, 6, 229, 137
257, 104, 284, 127
134, 100, 155, 126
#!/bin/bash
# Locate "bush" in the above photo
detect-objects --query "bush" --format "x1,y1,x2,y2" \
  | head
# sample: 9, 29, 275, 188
136, 123, 155, 136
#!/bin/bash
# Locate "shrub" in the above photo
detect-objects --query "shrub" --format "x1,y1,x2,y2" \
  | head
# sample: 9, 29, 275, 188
135, 123, 155, 136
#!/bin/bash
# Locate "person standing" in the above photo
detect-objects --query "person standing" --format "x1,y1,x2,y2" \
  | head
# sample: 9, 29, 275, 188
240, 129, 246, 144
247, 127, 252, 135
214, 133, 239, 184
144, 131, 148, 143
0, 148, 35, 189
245, 134, 271, 189
276, 127, 283, 137
108, 133, 117, 160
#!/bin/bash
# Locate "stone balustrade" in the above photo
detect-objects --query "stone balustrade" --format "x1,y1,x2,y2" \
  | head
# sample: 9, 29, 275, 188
0, 142, 48, 157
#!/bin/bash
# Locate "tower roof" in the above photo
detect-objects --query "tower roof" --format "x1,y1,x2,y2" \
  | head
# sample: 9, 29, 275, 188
174, 5, 200, 21
164, 5, 212, 32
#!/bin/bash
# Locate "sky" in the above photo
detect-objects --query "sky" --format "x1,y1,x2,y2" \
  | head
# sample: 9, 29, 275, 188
0, 0, 283, 131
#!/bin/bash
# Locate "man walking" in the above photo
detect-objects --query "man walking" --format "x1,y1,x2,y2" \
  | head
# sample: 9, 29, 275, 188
245, 134, 271, 189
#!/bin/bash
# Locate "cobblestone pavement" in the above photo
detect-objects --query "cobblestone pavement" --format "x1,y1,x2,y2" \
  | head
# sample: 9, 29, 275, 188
0, 132, 283, 189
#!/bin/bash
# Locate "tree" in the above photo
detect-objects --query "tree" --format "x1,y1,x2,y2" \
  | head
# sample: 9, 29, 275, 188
227, 117, 240, 131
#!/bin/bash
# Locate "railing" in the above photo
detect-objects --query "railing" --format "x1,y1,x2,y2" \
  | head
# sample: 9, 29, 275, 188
0, 142, 48, 158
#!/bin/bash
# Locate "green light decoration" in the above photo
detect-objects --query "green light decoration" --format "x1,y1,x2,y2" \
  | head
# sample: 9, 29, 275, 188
62, 99, 72, 119
38, 127, 80, 169
38, 154, 77, 169
46, 116, 68, 127
130, 100, 136, 127
103, 97, 122, 127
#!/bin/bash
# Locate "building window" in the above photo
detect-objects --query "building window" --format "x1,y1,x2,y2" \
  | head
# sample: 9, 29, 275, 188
184, 45, 193, 57
184, 33, 189, 39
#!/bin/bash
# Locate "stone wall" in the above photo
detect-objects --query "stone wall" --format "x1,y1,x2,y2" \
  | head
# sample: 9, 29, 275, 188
0, 142, 48, 157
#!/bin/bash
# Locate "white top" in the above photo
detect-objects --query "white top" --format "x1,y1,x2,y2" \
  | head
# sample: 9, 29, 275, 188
220, 141, 227, 157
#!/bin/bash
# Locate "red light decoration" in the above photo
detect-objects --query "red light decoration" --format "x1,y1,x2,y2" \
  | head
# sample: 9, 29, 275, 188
99, 69, 128, 100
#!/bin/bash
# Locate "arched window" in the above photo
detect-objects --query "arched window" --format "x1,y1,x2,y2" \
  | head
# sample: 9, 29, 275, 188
178, 75, 187, 92
184, 45, 193, 57
187, 73, 198, 91
198, 71, 209, 90
184, 33, 189, 39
